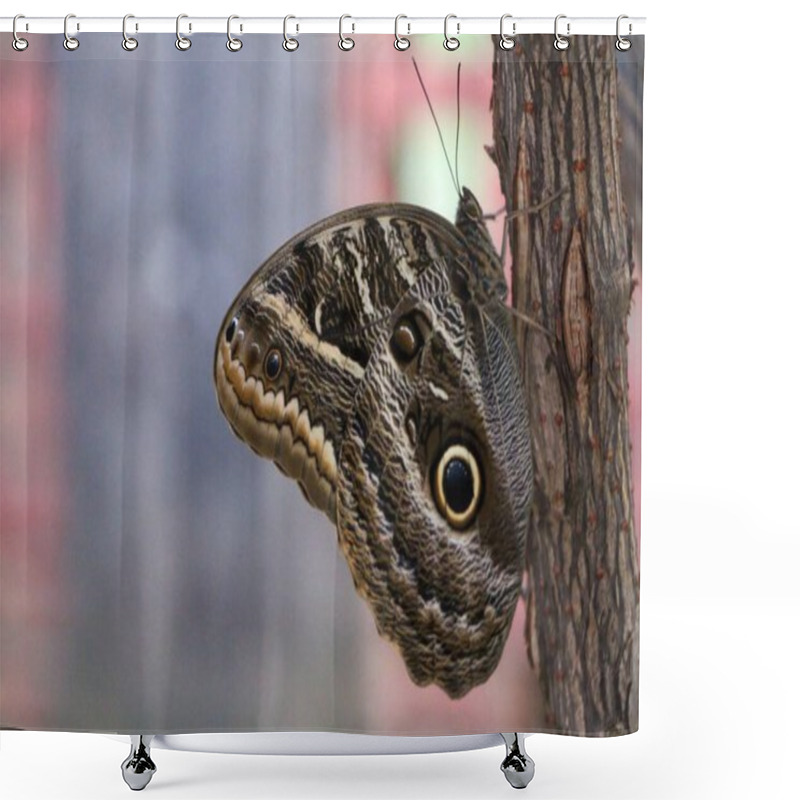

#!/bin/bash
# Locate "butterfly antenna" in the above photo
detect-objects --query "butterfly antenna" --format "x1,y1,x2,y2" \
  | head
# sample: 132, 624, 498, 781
412, 57, 460, 198
455, 62, 462, 194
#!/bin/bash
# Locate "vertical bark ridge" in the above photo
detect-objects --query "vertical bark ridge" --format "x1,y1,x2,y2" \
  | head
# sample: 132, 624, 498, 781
491, 35, 639, 735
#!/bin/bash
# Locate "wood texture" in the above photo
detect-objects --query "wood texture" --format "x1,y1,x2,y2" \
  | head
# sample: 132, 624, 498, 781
491, 35, 640, 734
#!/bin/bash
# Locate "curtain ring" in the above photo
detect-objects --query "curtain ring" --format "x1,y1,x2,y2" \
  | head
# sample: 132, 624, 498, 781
176, 14, 191, 51
554, 14, 570, 51
394, 14, 410, 51
339, 14, 355, 51
616, 15, 632, 51
283, 15, 299, 51
12, 14, 29, 51
499, 14, 515, 50
122, 14, 138, 51
227, 15, 243, 51
63, 13, 79, 51
443, 14, 460, 51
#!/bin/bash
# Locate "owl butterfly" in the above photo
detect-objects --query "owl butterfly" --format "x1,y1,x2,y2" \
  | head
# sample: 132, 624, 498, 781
214, 63, 533, 699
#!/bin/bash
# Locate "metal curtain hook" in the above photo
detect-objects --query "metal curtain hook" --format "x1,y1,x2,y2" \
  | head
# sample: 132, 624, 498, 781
499, 14, 515, 50
554, 14, 570, 51
283, 15, 299, 51
394, 14, 410, 51
176, 14, 191, 50
444, 13, 460, 51
12, 14, 29, 51
122, 14, 138, 51
616, 14, 632, 51
339, 14, 354, 50
227, 15, 243, 51
63, 13, 79, 51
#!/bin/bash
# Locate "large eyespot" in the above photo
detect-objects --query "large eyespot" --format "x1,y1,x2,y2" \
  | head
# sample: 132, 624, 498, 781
265, 348, 283, 380
224, 316, 238, 343
432, 442, 483, 530
390, 315, 423, 364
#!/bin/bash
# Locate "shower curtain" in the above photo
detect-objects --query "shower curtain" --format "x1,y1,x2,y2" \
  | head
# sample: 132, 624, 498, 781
0, 28, 643, 739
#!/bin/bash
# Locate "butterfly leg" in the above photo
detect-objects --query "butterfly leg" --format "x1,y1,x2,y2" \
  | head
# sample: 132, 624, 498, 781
505, 187, 568, 224
121, 735, 157, 791
483, 188, 568, 265
499, 733, 535, 789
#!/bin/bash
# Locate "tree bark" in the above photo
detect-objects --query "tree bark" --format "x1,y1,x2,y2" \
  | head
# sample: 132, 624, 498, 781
491, 35, 639, 735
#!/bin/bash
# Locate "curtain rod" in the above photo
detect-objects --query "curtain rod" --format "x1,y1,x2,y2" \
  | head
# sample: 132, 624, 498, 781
1, 16, 646, 37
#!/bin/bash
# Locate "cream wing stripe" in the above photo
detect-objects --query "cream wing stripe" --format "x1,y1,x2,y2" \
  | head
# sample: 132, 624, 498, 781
250, 290, 366, 382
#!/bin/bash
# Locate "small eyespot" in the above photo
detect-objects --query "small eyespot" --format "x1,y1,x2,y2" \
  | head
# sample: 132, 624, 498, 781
225, 317, 238, 343
432, 442, 483, 530
390, 314, 423, 364
265, 348, 283, 380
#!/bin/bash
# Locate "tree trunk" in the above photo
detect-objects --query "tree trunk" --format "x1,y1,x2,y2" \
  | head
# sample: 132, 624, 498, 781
491, 35, 640, 735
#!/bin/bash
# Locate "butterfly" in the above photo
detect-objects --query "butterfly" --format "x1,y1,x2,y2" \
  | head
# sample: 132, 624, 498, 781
213, 65, 534, 699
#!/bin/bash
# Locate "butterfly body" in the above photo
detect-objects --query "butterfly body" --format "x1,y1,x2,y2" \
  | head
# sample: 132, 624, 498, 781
214, 191, 533, 698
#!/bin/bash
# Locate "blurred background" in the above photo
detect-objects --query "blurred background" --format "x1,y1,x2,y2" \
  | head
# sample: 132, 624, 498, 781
0, 33, 641, 734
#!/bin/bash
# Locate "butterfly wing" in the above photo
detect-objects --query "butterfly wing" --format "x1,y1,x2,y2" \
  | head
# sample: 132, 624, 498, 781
214, 204, 466, 519
214, 202, 533, 698
336, 251, 533, 699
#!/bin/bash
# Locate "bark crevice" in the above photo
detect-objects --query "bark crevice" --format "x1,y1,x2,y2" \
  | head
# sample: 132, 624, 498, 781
491, 35, 639, 735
